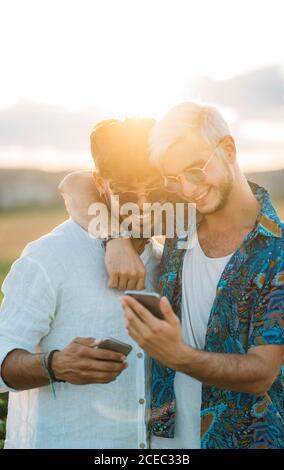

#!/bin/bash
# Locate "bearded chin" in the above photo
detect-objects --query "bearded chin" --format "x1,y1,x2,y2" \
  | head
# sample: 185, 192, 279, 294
205, 168, 234, 215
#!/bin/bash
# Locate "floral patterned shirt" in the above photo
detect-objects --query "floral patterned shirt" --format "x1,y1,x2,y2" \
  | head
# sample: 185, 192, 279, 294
149, 182, 284, 449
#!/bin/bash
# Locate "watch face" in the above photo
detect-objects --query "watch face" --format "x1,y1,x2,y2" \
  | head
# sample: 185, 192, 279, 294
119, 230, 132, 238
101, 230, 132, 246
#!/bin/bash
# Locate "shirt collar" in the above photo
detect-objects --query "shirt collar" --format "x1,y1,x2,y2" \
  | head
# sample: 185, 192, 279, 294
248, 181, 282, 239
177, 180, 282, 244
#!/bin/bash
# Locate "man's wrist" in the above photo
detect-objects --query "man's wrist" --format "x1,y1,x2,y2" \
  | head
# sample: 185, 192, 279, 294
169, 343, 196, 372
51, 350, 66, 382
104, 236, 134, 249
102, 231, 133, 249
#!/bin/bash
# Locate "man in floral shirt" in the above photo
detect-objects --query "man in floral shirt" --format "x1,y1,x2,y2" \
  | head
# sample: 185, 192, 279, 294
122, 102, 284, 449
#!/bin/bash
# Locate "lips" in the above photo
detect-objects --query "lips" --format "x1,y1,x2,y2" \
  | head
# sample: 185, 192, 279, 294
194, 187, 210, 203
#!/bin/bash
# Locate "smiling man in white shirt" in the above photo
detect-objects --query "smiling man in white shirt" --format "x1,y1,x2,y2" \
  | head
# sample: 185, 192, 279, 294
0, 118, 164, 449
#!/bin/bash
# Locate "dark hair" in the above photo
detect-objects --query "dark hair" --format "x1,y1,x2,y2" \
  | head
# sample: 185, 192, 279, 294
90, 117, 156, 183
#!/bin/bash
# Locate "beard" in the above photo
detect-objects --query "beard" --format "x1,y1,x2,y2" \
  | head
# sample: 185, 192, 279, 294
202, 162, 234, 215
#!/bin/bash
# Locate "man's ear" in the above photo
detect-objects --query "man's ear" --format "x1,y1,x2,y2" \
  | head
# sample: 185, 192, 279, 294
92, 171, 106, 196
221, 135, 236, 163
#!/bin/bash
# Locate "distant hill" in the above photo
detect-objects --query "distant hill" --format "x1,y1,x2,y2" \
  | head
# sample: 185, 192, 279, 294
0, 168, 283, 209
246, 170, 284, 200
0, 169, 68, 209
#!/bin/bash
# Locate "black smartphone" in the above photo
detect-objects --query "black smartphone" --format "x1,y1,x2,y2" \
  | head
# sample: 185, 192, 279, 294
98, 337, 132, 356
124, 290, 164, 320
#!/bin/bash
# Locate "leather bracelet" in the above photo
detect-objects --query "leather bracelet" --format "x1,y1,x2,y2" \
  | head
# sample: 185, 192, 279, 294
47, 349, 66, 383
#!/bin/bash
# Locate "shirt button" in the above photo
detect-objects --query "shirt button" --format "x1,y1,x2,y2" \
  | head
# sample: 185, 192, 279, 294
139, 442, 146, 449
137, 352, 143, 359
139, 398, 145, 405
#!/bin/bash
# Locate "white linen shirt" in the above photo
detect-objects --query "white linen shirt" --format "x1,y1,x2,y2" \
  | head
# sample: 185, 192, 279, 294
0, 219, 162, 449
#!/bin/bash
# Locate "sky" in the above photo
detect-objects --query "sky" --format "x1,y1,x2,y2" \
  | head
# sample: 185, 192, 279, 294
0, 0, 284, 172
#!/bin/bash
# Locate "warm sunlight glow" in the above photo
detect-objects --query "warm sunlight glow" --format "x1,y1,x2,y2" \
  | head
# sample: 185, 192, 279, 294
0, 0, 283, 171
1, 0, 284, 114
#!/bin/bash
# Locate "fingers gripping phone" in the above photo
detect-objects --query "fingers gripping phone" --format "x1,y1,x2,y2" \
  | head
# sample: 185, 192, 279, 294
124, 291, 164, 320
98, 338, 133, 356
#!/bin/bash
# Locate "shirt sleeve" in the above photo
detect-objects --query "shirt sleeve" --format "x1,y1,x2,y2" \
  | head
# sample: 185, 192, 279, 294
0, 256, 56, 392
248, 267, 284, 348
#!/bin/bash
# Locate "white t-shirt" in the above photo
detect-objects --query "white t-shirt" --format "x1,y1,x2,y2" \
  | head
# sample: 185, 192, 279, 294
0, 219, 162, 449
151, 236, 233, 449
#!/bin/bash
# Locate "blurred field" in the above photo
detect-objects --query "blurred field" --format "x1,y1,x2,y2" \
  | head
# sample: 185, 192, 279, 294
0, 206, 67, 301
0, 206, 67, 258
0, 206, 67, 448
0, 198, 283, 310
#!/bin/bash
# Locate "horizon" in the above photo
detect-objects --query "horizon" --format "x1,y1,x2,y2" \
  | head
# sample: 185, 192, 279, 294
0, 1, 284, 173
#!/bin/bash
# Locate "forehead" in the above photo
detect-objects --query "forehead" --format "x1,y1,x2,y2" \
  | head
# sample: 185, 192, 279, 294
161, 130, 212, 175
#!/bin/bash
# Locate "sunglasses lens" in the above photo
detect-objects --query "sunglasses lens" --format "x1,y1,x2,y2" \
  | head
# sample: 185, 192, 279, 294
164, 178, 181, 192
184, 169, 205, 184
109, 183, 169, 204
114, 190, 166, 204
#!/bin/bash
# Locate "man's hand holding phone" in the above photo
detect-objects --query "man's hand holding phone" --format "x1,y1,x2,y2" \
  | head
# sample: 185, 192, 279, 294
121, 292, 188, 370
52, 337, 129, 385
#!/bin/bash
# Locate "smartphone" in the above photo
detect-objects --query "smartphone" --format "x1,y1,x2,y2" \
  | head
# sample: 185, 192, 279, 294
98, 337, 133, 356
124, 290, 164, 320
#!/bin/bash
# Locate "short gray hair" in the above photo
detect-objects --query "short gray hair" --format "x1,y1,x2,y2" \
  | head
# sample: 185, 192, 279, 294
149, 101, 231, 165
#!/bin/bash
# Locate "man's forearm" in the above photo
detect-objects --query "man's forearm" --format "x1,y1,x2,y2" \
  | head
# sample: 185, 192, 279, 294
1, 349, 49, 391
174, 346, 271, 395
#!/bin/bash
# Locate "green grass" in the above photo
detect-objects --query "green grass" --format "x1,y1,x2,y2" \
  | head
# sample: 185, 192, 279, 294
0, 260, 13, 448
0, 395, 8, 449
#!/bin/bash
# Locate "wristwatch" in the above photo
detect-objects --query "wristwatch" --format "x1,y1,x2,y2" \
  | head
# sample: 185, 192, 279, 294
101, 230, 133, 249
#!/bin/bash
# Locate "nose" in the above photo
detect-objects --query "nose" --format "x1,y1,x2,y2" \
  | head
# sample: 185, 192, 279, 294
179, 175, 198, 199
137, 193, 149, 211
